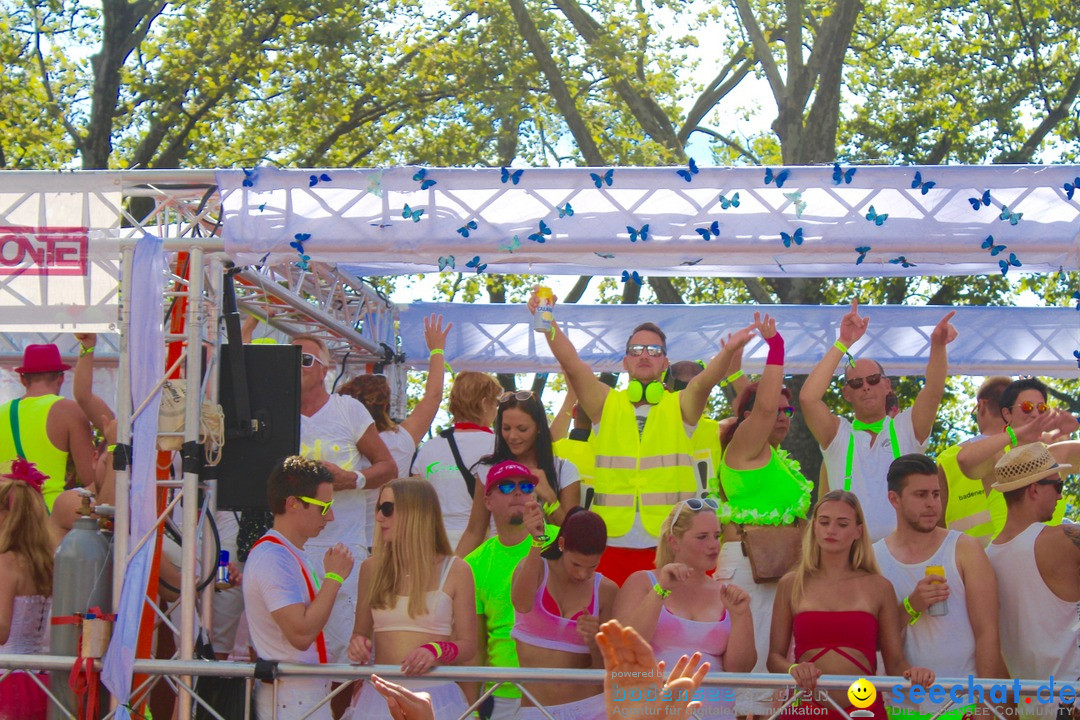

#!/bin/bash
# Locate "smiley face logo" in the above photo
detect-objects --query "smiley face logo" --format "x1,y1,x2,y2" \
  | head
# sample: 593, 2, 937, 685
847, 678, 876, 709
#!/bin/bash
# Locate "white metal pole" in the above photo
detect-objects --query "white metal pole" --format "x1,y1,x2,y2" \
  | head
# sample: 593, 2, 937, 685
112, 245, 134, 609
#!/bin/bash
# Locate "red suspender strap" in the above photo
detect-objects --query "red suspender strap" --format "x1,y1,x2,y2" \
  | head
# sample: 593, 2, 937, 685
252, 535, 329, 664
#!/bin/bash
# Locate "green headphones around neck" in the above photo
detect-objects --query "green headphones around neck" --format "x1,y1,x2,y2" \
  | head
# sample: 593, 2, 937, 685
627, 379, 665, 404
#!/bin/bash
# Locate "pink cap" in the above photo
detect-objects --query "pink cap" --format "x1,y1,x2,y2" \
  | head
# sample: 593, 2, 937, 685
485, 460, 538, 494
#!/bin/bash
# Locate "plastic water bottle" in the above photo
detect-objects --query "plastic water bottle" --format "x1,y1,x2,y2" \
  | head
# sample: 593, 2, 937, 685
533, 286, 554, 333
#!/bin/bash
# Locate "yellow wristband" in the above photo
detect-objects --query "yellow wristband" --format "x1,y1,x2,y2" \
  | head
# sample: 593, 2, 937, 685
106, 444, 117, 454
653, 583, 671, 599
429, 348, 444, 356
720, 370, 743, 387
903, 596, 922, 625
788, 663, 798, 675
324, 572, 345, 585
834, 340, 856, 367
80, 345, 95, 357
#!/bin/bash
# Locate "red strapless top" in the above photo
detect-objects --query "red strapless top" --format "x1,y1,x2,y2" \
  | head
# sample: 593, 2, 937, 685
792, 610, 877, 675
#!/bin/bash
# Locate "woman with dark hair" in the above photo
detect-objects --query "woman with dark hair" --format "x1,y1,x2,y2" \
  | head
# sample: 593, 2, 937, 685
0, 459, 55, 720
768, 490, 934, 720
511, 506, 616, 720
716, 313, 813, 714
338, 314, 450, 550
456, 391, 581, 556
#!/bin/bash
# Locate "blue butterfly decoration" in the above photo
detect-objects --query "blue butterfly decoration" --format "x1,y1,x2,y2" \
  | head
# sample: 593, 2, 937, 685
911, 171, 935, 195
528, 220, 552, 244
1074, 350, 1080, 369
719, 192, 740, 209
998, 253, 1021, 275
1065, 177, 1080, 200
999, 205, 1023, 225
981, 235, 1007, 256
680, 258, 703, 266
457, 220, 478, 237
784, 191, 806, 218
438, 256, 455, 271
627, 224, 649, 242
413, 168, 436, 190
309, 173, 332, 187
968, 190, 991, 210
832, 163, 856, 185
291, 233, 310, 249
865, 205, 888, 226
258, 203, 266, 212
465, 255, 487, 274
295, 253, 311, 270
558, 203, 574, 218
889, 256, 916, 268
500, 236, 521, 253
855, 246, 870, 265
591, 169, 615, 188
676, 158, 699, 182
593, 252, 615, 259
621, 270, 643, 285
402, 204, 424, 222
500, 167, 523, 185
242, 167, 258, 188
764, 168, 790, 188
1071, 290, 1080, 310
781, 227, 804, 248
696, 221, 721, 241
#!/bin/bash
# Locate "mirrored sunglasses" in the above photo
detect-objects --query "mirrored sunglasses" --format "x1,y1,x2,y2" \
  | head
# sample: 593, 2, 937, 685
297, 495, 334, 516
300, 352, 327, 368
778, 406, 795, 418
626, 344, 665, 357
1014, 401, 1049, 414
845, 373, 882, 390
496, 481, 536, 495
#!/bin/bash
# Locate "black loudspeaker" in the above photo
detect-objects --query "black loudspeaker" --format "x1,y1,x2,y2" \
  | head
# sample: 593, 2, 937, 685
213, 344, 301, 510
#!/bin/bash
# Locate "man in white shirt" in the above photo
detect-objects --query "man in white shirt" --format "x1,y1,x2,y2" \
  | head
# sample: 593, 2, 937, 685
985, 444, 1079, 720
873, 453, 1008, 718
292, 334, 396, 661
244, 456, 355, 720
800, 299, 956, 542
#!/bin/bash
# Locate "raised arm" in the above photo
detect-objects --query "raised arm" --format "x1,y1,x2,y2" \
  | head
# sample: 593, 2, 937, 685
549, 382, 577, 442
400, 314, 451, 445
680, 323, 755, 426
799, 299, 868, 449
510, 502, 547, 612
957, 411, 1053, 489
724, 314, 784, 468
528, 288, 610, 423
910, 311, 957, 444
72, 333, 114, 436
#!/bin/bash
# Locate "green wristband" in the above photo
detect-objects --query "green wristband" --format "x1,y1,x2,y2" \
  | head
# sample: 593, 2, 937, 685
324, 572, 345, 585
653, 583, 671, 599
80, 345, 95, 357
1005, 425, 1018, 447
720, 370, 743, 388
903, 596, 922, 625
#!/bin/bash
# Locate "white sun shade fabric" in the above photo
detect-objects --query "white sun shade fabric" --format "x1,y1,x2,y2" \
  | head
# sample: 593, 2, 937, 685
397, 302, 1080, 378
218, 165, 1080, 278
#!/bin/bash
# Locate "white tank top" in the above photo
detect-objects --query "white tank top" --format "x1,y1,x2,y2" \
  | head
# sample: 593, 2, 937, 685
986, 523, 1080, 684
873, 530, 975, 701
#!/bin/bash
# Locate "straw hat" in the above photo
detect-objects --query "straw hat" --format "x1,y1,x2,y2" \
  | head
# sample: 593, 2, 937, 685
991, 442, 1071, 493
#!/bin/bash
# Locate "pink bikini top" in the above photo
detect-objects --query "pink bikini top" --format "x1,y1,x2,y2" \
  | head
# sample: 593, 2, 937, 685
371, 557, 454, 635
511, 560, 602, 654
646, 571, 730, 665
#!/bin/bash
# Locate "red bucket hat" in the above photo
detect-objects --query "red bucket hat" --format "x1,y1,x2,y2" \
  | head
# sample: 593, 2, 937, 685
15, 344, 71, 374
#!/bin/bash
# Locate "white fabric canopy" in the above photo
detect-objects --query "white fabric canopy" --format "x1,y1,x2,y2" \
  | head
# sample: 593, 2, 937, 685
218, 165, 1080, 278
398, 303, 1080, 378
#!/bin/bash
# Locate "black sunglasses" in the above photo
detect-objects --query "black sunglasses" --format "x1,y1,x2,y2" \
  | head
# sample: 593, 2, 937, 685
1036, 479, 1064, 494
300, 352, 326, 368
377, 501, 394, 517
845, 373, 882, 390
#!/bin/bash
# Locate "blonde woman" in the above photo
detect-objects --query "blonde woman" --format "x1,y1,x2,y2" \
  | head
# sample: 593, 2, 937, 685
613, 498, 756, 720
0, 460, 55, 719
346, 478, 477, 719
768, 490, 934, 720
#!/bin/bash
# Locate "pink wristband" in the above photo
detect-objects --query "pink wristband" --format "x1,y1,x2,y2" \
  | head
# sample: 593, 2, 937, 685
420, 641, 459, 663
764, 332, 784, 366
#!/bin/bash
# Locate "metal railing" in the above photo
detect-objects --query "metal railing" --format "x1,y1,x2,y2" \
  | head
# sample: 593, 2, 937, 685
3, 654, 1060, 720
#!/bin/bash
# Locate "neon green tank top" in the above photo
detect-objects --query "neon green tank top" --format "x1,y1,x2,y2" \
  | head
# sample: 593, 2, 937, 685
719, 447, 812, 525
0, 395, 68, 510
